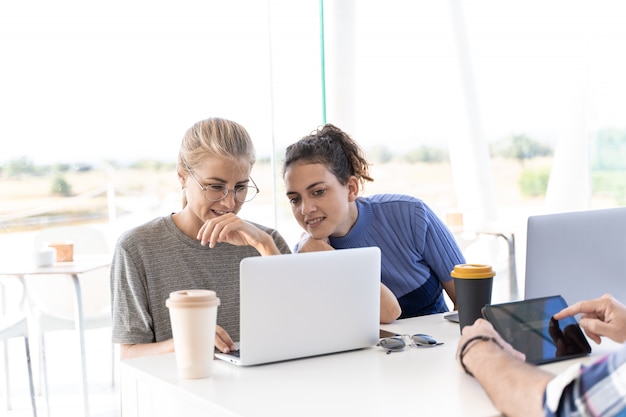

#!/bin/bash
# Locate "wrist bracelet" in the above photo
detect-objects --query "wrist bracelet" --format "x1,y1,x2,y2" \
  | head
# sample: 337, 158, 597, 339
459, 335, 504, 377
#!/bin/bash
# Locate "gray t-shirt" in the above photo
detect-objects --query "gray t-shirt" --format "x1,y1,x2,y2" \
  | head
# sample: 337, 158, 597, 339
110, 215, 291, 344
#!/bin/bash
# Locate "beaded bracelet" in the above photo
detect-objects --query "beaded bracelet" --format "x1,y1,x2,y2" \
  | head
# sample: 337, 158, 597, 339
459, 335, 504, 377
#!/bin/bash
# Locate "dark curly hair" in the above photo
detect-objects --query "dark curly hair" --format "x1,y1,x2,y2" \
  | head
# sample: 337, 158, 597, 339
282, 124, 373, 188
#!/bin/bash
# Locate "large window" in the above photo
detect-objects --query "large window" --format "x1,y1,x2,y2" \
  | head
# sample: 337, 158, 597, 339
2, 0, 626, 254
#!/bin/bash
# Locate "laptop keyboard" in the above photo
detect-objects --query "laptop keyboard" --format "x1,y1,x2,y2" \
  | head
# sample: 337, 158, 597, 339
215, 347, 241, 358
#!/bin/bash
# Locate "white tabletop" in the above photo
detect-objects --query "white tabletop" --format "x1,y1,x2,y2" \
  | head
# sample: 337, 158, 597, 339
120, 313, 622, 417
0, 254, 110, 276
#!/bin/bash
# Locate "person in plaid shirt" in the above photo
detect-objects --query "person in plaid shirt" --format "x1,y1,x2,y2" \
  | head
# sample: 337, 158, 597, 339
457, 294, 626, 417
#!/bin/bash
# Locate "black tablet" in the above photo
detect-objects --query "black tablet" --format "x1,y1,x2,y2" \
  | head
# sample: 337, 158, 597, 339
482, 295, 592, 365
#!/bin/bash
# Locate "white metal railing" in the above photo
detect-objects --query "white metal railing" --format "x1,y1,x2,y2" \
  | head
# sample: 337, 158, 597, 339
0, 183, 115, 226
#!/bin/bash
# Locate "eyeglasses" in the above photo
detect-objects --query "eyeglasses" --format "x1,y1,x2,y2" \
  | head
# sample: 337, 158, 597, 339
185, 166, 259, 203
377, 333, 444, 354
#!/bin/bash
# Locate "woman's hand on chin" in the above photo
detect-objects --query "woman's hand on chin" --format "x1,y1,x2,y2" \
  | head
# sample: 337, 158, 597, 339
297, 233, 333, 253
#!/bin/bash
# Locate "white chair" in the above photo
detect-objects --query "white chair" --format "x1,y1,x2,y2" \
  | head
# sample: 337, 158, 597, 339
25, 225, 115, 409
1, 276, 39, 417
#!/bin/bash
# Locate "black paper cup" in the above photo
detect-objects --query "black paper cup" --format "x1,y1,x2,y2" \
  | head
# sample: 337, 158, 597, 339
451, 264, 495, 332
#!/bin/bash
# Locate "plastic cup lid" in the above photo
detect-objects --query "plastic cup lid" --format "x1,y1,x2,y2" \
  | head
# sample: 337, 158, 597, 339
166, 289, 221, 308
450, 264, 495, 279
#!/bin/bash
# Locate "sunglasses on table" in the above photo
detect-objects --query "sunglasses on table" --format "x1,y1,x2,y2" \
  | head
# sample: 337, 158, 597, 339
377, 333, 444, 354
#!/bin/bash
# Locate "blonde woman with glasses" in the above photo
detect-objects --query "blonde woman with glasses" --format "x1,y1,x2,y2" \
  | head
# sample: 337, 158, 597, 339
111, 117, 291, 360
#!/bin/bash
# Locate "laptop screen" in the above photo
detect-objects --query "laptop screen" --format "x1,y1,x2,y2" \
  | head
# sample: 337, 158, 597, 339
524, 207, 626, 305
217, 247, 381, 366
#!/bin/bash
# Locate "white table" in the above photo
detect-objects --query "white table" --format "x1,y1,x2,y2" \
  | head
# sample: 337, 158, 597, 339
0, 256, 111, 417
119, 312, 621, 417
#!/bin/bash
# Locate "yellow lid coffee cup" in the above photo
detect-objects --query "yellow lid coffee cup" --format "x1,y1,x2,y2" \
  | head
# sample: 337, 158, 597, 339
452, 264, 495, 332
451, 264, 495, 279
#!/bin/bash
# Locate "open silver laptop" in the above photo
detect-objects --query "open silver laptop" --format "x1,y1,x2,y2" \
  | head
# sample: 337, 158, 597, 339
215, 246, 381, 366
524, 207, 626, 305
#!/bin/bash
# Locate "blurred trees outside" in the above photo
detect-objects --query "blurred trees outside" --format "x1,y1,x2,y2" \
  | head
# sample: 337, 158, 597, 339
3, 127, 626, 212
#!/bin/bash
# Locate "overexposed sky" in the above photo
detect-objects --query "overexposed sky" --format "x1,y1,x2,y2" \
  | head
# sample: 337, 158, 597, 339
0, 1, 285, 164
2, 0, 626, 165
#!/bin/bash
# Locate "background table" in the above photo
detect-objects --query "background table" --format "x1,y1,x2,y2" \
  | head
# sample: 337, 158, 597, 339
0, 256, 111, 417
120, 312, 621, 417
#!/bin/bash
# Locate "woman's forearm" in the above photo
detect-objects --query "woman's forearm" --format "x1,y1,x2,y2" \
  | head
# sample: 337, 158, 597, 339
119, 339, 175, 360
380, 283, 401, 323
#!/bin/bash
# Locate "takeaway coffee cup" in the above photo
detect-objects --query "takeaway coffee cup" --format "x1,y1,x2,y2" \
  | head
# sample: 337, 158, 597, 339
47, 241, 74, 262
166, 289, 220, 379
451, 264, 495, 332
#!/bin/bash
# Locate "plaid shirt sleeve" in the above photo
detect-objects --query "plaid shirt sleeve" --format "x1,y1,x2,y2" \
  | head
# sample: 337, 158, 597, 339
543, 346, 626, 417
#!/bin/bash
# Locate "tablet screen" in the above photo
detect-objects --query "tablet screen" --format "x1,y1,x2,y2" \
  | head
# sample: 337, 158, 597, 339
482, 295, 591, 364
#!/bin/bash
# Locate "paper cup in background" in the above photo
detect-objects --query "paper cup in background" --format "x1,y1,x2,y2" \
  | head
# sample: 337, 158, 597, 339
48, 241, 74, 262
34, 247, 56, 267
